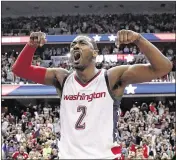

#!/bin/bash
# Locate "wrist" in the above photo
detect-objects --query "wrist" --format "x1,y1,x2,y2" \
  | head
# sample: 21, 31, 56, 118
133, 34, 143, 45
25, 43, 38, 53
27, 42, 38, 49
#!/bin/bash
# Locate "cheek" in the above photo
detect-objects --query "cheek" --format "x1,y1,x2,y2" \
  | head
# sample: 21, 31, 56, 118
84, 52, 93, 61
83, 47, 93, 56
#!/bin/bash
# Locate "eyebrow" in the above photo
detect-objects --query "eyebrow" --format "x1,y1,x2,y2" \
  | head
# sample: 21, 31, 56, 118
70, 39, 88, 46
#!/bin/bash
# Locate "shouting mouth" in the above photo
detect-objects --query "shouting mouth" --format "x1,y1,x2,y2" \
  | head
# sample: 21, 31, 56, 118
73, 51, 81, 63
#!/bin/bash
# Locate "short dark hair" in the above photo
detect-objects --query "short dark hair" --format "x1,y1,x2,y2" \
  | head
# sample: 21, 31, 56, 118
90, 39, 98, 51
76, 35, 99, 52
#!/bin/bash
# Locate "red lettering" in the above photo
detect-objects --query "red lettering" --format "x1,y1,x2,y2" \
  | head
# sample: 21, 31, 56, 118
69, 95, 73, 100
77, 92, 80, 99
64, 95, 69, 100
93, 92, 96, 99
95, 93, 101, 98
85, 95, 89, 101
80, 93, 85, 100
101, 92, 106, 97
88, 93, 94, 102
63, 92, 106, 102
72, 95, 77, 100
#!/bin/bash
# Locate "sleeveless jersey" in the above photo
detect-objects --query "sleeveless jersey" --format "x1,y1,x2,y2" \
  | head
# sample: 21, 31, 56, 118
59, 69, 121, 159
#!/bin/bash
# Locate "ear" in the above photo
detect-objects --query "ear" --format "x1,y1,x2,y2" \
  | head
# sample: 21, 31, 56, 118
93, 50, 98, 57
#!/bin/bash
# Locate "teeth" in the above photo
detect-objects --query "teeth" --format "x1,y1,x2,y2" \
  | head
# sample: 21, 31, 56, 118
75, 52, 79, 55
74, 51, 80, 55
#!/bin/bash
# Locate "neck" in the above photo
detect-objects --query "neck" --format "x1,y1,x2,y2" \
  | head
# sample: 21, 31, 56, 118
75, 64, 99, 84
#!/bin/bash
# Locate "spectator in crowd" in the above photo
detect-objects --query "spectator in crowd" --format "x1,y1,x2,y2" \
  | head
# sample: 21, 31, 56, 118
1, 12, 175, 159
2, 43, 175, 84
2, 13, 175, 84
12, 146, 28, 160
1, 99, 175, 159
2, 13, 175, 36
119, 100, 175, 159
2, 101, 62, 160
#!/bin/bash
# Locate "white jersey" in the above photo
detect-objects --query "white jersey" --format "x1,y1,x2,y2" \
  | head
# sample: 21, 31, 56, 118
59, 69, 121, 159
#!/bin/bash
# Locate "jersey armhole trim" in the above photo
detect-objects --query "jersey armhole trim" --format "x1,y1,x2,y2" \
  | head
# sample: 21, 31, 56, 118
53, 77, 62, 91
104, 70, 117, 101
53, 74, 68, 97
61, 75, 68, 92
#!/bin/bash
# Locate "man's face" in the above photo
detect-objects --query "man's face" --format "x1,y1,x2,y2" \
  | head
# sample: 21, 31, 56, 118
19, 146, 24, 153
10, 141, 13, 146
122, 142, 126, 148
152, 124, 155, 128
70, 36, 96, 71
52, 149, 58, 155
163, 144, 168, 150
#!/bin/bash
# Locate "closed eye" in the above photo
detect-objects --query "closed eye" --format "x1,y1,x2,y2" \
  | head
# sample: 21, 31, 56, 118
70, 40, 88, 47
79, 40, 87, 45
70, 42, 76, 47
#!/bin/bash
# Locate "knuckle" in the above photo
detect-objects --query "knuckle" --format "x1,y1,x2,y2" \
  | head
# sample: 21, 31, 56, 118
31, 33, 38, 38
30, 32, 35, 37
121, 30, 124, 33
42, 33, 46, 38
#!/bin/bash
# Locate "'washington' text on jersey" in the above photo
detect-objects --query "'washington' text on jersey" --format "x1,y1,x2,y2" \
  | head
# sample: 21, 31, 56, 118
63, 92, 106, 102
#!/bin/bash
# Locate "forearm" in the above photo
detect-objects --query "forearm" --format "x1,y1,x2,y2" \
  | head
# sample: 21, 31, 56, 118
12, 44, 46, 84
12, 44, 36, 73
134, 35, 172, 77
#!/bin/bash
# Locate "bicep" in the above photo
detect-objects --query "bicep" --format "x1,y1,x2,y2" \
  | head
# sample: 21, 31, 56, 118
120, 64, 157, 85
108, 64, 157, 88
44, 68, 69, 86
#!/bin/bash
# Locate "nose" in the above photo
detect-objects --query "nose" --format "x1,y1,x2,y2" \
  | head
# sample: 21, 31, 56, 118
73, 43, 80, 50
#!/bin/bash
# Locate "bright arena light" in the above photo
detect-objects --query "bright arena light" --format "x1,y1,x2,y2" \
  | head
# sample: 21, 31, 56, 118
67, 53, 71, 57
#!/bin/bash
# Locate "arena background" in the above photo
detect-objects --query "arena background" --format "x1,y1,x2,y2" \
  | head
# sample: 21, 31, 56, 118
1, 1, 176, 160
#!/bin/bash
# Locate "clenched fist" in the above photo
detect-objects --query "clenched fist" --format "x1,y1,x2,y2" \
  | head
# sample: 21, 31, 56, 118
116, 30, 141, 48
28, 31, 47, 48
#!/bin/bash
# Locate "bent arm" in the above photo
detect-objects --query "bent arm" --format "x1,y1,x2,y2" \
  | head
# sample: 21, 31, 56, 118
134, 35, 172, 77
109, 35, 172, 87
12, 44, 68, 86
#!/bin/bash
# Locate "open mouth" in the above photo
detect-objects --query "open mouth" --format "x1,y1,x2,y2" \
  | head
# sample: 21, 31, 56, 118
73, 51, 81, 61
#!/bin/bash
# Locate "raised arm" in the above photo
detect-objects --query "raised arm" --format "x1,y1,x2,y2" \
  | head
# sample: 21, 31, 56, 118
12, 32, 69, 87
108, 30, 172, 88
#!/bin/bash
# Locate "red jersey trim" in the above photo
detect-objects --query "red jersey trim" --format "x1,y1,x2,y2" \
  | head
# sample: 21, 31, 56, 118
74, 70, 101, 87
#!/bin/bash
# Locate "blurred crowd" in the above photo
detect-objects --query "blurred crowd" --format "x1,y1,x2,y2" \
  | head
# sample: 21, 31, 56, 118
41, 44, 175, 58
41, 45, 143, 58
2, 103, 60, 160
1, 9, 175, 160
1, 99, 175, 159
2, 13, 175, 36
118, 100, 176, 159
2, 43, 175, 84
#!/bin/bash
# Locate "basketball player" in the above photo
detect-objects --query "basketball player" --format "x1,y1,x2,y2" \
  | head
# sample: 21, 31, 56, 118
12, 30, 172, 159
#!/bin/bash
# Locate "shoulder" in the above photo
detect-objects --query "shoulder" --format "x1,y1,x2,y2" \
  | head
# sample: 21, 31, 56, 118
106, 65, 130, 88
12, 151, 19, 156
51, 67, 70, 79
51, 68, 70, 86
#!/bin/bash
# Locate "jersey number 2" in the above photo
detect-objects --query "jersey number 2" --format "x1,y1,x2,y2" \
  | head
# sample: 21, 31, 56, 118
75, 106, 87, 130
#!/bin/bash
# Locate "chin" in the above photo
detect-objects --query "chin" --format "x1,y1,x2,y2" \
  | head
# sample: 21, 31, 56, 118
73, 64, 86, 71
